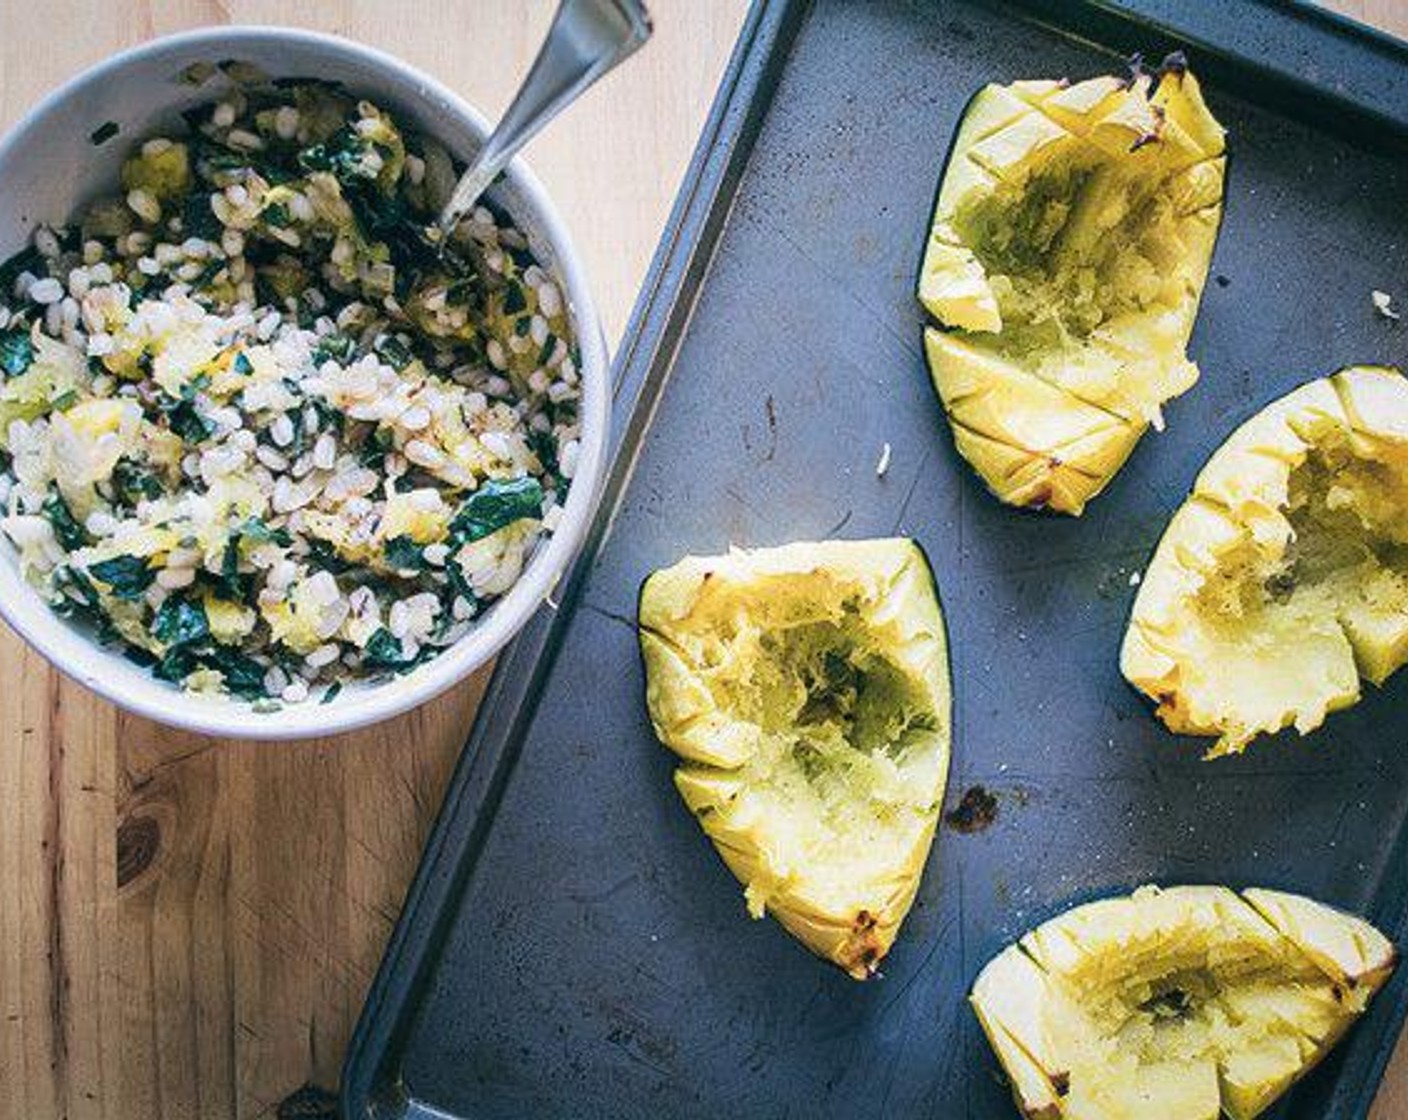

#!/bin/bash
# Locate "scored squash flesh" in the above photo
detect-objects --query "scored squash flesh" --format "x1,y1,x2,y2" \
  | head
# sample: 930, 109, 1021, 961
971, 884, 1396, 1120
1122, 365, 1408, 756
638, 538, 951, 978
919, 57, 1226, 514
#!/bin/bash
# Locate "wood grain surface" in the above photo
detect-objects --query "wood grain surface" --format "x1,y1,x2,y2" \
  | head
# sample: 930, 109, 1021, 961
0, 2, 1403, 1117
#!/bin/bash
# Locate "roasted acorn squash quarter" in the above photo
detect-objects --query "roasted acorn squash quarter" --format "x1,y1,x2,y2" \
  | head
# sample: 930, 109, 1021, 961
919, 57, 1226, 514
1123, 366, 1408, 756
972, 885, 1396, 1120
638, 539, 951, 978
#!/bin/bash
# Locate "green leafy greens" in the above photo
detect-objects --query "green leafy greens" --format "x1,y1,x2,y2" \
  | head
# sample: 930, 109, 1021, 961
448, 476, 544, 546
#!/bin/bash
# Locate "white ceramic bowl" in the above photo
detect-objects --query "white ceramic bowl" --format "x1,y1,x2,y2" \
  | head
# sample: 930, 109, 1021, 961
0, 27, 610, 739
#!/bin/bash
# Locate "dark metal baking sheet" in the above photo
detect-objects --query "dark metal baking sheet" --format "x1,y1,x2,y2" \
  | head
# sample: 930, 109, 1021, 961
342, 2, 1408, 1117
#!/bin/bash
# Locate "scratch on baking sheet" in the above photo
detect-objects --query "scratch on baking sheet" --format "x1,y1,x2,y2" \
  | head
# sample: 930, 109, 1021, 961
1326, 795, 1357, 850
824, 508, 854, 538
568, 872, 640, 906
890, 445, 933, 532
724, 483, 765, 518
876, 915, 954, 1020
753, 211, 925, 363
582, 602, 637, 633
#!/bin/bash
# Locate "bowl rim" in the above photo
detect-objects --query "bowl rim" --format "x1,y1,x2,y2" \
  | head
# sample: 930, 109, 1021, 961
0, 24, 611, 740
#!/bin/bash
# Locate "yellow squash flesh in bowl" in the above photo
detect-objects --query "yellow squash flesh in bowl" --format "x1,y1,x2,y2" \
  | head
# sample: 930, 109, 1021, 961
1122, 365, 1408, 756
919, 57, 1226, 514
638, 538, 951, 978
971, 884, 1396, 1120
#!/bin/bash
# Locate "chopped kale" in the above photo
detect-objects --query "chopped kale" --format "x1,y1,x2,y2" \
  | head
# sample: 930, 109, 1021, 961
502, 285, 526, 315
320, 681, 343, 705
257, 160, 301, 187
211, 537, 254, 602
51, 567, 120, 644
312, 332, 356, 366
212, 517, 292, 599
152, 595, 210, 647
363, 627, 424, 672
180, 104, 210, 132
88, 553, 156, 600
0, 327, 34, 376
237, 516, 292, 547
443, 557, 479, 610
448, 476, 544, 545
272, 75, 341, 90
383, 534, 426, 572
55, 565, 100, 610
344, 183, 436, 284
297, 126, 372, 181
232, 350, 253, 375
112, 457, 165, 505
204, 646, 267, 699
311, 399, 345, 435
89, 120, 121, 146
181, 190, 223, 241
181, 372, 212, 401
196, 146, 252, 175
0, 246, 43, 303
159, 395, 214, 442
217, 58, 267, 83
527, 428, 560, 480
51, 389, 79, 411
306, 537, 352, 575
51, 566, 103, 633
193, 259, 226, 287
344, 179, 407, 239
373, 332, 414, 371
153, 639, 265, 699
153, 643, 199, 684
178, 62, 217, 87
357, 442, 387, 472
505, 243, 537, 270
42, 486, 89, 551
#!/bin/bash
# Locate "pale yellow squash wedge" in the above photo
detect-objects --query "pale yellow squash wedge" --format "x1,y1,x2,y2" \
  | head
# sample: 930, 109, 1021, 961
972, 884, 1396, 1119
919, 59, 1226, 514
1123, 365, 1408, 755
639, 538, 951, 978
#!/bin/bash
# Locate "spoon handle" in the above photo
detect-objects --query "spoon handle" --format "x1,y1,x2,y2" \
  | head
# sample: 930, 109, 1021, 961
438, 0, 652, 236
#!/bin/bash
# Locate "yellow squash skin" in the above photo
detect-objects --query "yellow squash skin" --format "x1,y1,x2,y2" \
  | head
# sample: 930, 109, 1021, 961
971, 885, 1396, 1120
638, 538, 951, 979
1122, 365, 1408, 756
919, 61, 1226, 514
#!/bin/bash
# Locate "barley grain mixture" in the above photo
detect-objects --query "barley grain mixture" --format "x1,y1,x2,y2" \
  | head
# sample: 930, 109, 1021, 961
0, 76, 580, 707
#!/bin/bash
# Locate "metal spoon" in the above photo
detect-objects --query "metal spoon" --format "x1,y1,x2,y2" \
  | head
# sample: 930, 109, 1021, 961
437, 0, 653, 238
